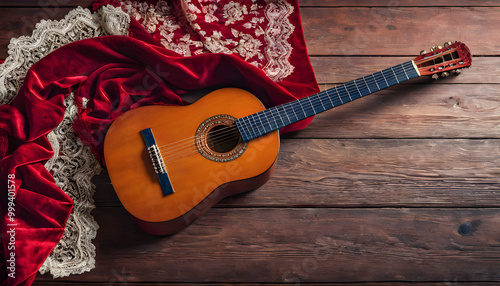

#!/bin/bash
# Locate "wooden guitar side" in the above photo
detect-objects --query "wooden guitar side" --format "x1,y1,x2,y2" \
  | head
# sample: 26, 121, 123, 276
104, 88, 280, 235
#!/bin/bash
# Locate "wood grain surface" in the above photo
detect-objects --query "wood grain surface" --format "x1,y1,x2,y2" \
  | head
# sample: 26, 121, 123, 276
0, 1, 498, 285
36, 207, 500, 283
93, 139, 500, 208
301, 7, 500, 56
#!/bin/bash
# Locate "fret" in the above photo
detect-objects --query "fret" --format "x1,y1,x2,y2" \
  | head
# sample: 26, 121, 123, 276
325, 89, 335, 109
334, 86, 344, 104
395, 64, 409, 83
264, 109, 273, 131
353, 79, 364, 97
318, 92, 327, 111
386, 69, 397, 86
290, 101, 299, 122
391, 66, 399, 83
257, 113, 268, 136
235, 118, 247, 141
314, 93, 325, 114
357, 77, 371, 97
269, 108, 279, 131
402, 63, 413, 80
403, 61, 416, 78
390, 66, 405, 86
372, 73, 381, 90
276, 105, 286, 127
298, 100, 307, 118
256, 111, 265, 135
253, 114, 264, 137
380, 70, 391, 88
307, 96, 316, 115
261, 110, 279, 130
401, 63, 410, 80
315, 93, 326, 113
281, 105, 291, 126
343, 84, 353, 101
244, 116, 256, 141
236, 60, 421, 142
241, 116, 249, 140
345, 82, 360, 101
363, 76, 373, 93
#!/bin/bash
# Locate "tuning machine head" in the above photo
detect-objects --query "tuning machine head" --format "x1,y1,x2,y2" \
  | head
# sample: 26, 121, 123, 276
414, 41, 472, 78
430, 45, 443, 52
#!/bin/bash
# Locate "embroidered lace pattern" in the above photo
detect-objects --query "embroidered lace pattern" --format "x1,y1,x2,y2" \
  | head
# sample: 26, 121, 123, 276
0, 5, 130, 278
41, 93, 103, 278
119, 0, 295, 81
263, 0, 295, 81
0, 6, 130, 105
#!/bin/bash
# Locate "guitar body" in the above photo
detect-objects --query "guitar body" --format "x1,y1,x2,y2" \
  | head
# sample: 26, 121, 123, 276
104, 88, 280, 235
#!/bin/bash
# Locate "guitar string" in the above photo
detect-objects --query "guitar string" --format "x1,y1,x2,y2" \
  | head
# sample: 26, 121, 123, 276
154, 122, 236, 149
159, 66, 414, 149
161, 99, 406, 164
157, 66, 415, 163
164, 56, 450, 161
162, 58, 465, 166
160, 126, 241, 161
161, 136, 241, 165
158, 124, 238, 155
180, 57, 438, 153
157, 65, 414, 153
156, 65, 414, 155
161, 127, 242, 164
166, 134, 241, 163
158, 67, 415, 164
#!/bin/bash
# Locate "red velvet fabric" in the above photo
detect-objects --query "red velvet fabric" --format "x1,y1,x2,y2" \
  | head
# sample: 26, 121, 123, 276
0, 34, 317, 285
1, 1, 319, 284
92, 0, 319, 108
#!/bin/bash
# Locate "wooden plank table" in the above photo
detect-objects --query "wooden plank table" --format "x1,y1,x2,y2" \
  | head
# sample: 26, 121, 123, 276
1, 1, 499, 285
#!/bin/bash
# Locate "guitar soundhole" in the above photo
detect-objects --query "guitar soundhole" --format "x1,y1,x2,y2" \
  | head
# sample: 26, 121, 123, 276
195, 115, 248, 162
206, 124, 242, 153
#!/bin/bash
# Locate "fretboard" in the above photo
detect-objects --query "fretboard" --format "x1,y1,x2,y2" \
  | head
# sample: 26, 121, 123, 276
236, 60, 420, 142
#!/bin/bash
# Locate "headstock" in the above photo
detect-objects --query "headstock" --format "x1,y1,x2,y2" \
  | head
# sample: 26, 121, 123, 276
413, 41, 472, 79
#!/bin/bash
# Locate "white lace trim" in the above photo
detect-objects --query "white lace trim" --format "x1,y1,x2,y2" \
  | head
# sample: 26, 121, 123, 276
0, 6, 129, 106
42, 93, 103, 278
263, 0, 295, 81
0, 5, 130, 278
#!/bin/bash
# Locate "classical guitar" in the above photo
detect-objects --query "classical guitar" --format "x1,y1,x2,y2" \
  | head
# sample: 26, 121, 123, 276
104, 41, 472, 235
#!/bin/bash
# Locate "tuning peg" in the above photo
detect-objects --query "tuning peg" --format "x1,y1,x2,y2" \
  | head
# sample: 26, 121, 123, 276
454, 68, 462, 75
431, 74, 439, 80
420, 50, 428, 55
444, 41, 453, 47
441, 71, 450, 78
430, 46, 438, 51
437, 45, 443, 50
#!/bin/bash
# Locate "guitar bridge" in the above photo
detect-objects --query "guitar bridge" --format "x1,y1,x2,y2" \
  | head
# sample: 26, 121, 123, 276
141, 128, 174, 196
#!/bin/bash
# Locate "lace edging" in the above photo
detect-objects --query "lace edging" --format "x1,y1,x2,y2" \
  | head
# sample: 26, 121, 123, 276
41, 93, 103, 278
0, 5, 130, 105
0, 5, 130, 278
263, 0, 295, 82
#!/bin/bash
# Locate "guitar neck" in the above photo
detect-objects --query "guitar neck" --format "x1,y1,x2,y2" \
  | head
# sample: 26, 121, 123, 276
236, 60, 420, 141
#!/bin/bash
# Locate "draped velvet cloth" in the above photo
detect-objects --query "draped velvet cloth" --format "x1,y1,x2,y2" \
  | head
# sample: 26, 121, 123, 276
0, 34, 318, 286
0, 1, 319, 285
